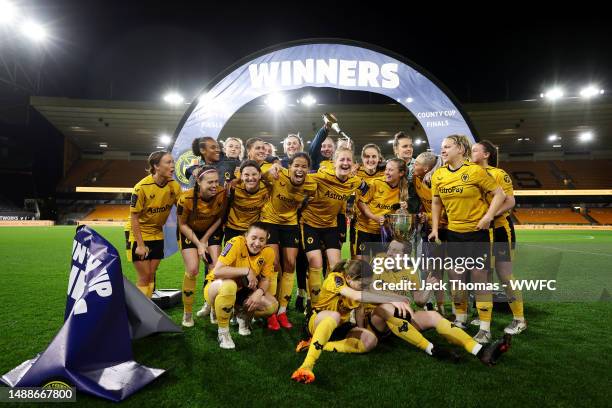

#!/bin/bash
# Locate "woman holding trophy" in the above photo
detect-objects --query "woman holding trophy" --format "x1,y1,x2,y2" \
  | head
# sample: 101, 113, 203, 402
354, 158, 409, 260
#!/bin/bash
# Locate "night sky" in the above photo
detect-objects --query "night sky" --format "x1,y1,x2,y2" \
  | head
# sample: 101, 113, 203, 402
4, 1, 611, 103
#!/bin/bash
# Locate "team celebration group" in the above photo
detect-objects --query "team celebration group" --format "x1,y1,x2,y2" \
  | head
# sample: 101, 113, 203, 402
124, 114, 524, 383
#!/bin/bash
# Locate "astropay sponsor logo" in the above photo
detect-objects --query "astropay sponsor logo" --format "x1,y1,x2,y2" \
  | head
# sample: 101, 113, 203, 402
248, 59, 400, 89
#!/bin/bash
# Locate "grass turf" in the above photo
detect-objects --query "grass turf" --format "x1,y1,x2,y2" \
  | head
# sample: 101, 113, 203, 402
0, 226, 611, 406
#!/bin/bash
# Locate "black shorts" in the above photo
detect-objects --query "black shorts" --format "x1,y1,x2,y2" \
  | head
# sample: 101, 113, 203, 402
353, 229, 381, 256
445, 229, 490, 266
223, 226, 245, 244
420, 227, 448, 260
260, 222, 300, 248
366, 310, 393, 340
492, 218, 516, 262
177, 226, 223, 250
235, 286, 252, 307
301, 223, 342, 252
125, 231, 164, 262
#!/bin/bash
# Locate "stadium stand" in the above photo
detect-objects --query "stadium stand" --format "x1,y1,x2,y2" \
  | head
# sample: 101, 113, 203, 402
82, 204, 129, 222
0, 197, 20, 212
588, 208, 612, 225
501, 161, 567, 189
501, 159, 612, 190
58, 159, 147, 191
513, 208, 590, 224
552, 160, 612, 189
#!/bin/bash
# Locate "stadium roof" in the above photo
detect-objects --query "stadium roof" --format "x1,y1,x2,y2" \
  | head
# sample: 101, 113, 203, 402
31, 96, 612, 156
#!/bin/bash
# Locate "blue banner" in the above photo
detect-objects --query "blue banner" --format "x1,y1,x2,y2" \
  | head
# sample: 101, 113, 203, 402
1, 226, 164, 402
165, 39, 477, 257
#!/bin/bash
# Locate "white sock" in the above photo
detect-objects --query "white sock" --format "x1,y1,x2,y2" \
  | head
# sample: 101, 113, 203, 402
479, 321, 491, 331
218, 327, 229, 334
455, 313, 467, 323
278, 306, 287, 314
515, 317, 526, 323
425, 343, 434, 356
471, 343, 483, 356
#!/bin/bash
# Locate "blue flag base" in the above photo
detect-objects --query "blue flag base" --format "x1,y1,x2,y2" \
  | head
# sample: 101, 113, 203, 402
1, 226, 171, 401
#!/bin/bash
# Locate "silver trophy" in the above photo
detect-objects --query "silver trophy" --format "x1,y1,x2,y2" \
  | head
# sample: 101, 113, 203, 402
323, 113, 353, 149
384, 184, 414, 242
385, 211, 415, 242
322, 112, 341, 133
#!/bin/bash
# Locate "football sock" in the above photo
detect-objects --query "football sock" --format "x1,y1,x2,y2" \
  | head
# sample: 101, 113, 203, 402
268, 271, 279, 297
506, 275, 525, 320
215, 280, 237, 329
182, 273, 197, 313
279, 271, 295, 308
386, 316, 432, 353
476, 294, 493, 331
301, 317, 337, 370
452, 290, 468, 322
435, 318, 479, 354
307, 267, 323, 304
323, 338, 367, 354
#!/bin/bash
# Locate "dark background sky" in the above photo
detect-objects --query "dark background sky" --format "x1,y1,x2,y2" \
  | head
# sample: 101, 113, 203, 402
4, 1, 612, 103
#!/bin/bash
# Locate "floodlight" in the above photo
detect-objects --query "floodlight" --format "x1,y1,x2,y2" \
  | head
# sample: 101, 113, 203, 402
542, 88, 564, 101
163, 92, 184, 105
578, 132, 593, 142
300, 95, 316, 106
21, 20, 47, 42
265, 93, 286, 111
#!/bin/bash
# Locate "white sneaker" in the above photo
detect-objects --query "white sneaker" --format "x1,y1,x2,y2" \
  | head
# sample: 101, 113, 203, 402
218, 329, 235, 349
237, 315, 251, 336
470, 318, 481, 327
182, 313, 194, 328
210, 309, 217, 324
196, 302, 211, 318
504, 319, 527, 335
473, 329, 492, 344
452, 319, 467, 329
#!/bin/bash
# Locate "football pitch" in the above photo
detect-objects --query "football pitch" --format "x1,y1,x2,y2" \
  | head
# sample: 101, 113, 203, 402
0, 226, 611, 407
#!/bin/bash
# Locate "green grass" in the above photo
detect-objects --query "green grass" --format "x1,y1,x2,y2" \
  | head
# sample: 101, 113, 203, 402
0, 227, 611, 407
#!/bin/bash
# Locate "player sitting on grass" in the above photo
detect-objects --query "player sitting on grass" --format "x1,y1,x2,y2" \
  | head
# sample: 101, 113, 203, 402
362, 241, 510, 365
291, 259, 511, 384
204, 222, 279, 349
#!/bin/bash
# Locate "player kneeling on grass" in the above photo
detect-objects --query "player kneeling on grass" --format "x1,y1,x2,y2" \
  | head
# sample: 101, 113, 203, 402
204, 222, 279, 349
